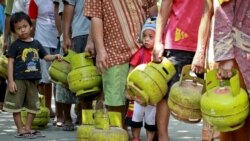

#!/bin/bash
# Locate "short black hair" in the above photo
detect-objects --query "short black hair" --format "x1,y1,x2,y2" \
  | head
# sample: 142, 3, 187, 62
10, 11, 32, 33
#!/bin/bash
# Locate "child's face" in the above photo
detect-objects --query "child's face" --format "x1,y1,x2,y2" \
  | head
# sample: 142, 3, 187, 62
14, 19, 32, 40
142, 29, 155, 49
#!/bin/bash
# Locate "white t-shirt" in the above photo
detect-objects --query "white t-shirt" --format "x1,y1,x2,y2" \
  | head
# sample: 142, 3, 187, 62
12, 0, 30, 14
30, 0, 57, 49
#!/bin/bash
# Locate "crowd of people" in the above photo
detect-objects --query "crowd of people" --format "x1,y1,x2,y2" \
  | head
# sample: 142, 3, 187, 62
0, 0, 249, 141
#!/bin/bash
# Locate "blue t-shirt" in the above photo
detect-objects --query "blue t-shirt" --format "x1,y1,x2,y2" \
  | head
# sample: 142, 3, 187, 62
0, 4, 5, 34
7, 39, 48, 80
63, 0, 90, 37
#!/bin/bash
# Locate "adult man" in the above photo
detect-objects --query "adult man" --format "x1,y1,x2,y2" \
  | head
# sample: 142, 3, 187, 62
84, 0, 157, 128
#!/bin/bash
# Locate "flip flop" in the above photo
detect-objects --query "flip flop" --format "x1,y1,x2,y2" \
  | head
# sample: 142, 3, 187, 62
56, 121, 63, 127
52, 120, 63, 127
15, 133, 36, 139
31, 130, 45, 137
62, 122, 75, 131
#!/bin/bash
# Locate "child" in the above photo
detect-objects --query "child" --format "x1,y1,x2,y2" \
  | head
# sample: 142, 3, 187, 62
3, 11, 62, 139
125, 18, 157, 141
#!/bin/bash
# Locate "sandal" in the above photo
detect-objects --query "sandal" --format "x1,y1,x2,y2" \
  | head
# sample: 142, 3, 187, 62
52, 118, 63, 127
31, 130, 45, 137
56, 121, 63, 127
62, 122, 75, 131
15, 132, 36, 139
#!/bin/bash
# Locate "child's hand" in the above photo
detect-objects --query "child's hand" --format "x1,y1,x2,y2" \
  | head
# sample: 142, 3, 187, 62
134, 96, 143, 104
8, 81, 17, 93
125, 92, 133, 100
54, 54, 63, 61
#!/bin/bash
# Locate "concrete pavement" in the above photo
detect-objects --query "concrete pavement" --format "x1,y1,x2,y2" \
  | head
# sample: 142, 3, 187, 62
0, 111, 76, 141
0, 106, 209, 141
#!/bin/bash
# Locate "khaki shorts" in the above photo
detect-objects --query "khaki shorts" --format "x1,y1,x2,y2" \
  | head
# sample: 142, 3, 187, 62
102, 63, 129, 106
3, 80, 40, 114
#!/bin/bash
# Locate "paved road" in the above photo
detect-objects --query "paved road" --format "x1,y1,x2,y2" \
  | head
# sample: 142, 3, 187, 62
0, 106, 209, 141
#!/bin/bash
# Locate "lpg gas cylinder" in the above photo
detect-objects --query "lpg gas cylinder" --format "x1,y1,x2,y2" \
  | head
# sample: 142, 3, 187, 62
49, 50, 76, 87
127, 57, 176, 106
168, 65, 204, 123
200, 70, 249, 132
67, 52, 101, 97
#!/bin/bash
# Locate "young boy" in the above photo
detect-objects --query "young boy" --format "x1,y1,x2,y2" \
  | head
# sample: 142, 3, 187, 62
3, 11, 62, 139
125, 18, 157, 141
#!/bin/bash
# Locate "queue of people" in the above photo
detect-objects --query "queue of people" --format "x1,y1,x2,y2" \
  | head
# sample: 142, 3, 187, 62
0, 0, 249, 141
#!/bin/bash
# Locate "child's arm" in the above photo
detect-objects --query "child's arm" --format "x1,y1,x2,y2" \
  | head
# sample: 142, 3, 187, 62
43, 54, 62, 62
7, 58, 17, 93
36, 39, 62, 62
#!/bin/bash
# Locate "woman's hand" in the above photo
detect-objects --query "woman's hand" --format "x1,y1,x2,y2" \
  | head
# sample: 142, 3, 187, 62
217, 59, 234, 79
152, 42, 164, 63
191, 51, 205, 74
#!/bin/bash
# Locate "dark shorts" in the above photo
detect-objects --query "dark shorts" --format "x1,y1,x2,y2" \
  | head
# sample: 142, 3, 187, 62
72, 35, 88, 53
125, 117, 157, 132
163, 49, 195, 99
